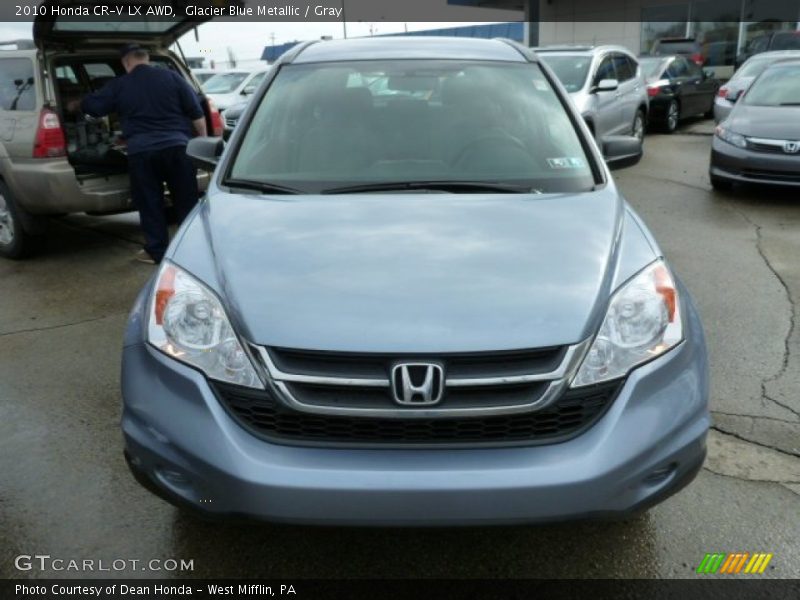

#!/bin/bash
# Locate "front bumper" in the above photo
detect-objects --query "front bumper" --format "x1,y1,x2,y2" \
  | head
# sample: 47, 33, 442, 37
121, 291, 709, 526
710, 136, 800, 187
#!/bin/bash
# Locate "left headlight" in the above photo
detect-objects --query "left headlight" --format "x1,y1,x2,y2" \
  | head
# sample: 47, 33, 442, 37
146, 261, 264, 389
715, 124, 747, 149
571, 260, 683, 387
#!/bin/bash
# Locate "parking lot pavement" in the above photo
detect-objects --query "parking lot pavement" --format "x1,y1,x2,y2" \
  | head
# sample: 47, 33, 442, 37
1, 127, 799, 579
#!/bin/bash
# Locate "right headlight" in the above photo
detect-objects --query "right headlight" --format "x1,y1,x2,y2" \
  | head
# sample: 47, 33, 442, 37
571, 260, 683, 387
715, 125, 747, 149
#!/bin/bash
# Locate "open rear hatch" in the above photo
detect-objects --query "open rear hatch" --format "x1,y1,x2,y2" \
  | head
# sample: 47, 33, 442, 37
32, 1, 223, 50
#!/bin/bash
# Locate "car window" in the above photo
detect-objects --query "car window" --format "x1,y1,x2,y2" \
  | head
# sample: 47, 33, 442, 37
0, 58, 36, 111
84, 63, 116, 80
638, 58, 667, 79
612, 54, 635, 81
539, 55, 592, 92
203, 72, 249, 94
667, 57, 689, 78
229, 60, 596, 194
55, 65, 78, 84
748, 36, 769, 53
770, 32, 800, 51
243, 71, 267, 94
744, 64, 800, 106
735, 56, 775, 79
686, 60, 703, 78
594, 56, 617, 84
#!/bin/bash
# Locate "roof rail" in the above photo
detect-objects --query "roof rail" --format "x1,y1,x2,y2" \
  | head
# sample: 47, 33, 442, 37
0, 39, 35, 50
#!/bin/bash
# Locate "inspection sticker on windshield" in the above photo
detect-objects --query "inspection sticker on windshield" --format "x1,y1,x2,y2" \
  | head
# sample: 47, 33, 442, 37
547, 157, 585, 169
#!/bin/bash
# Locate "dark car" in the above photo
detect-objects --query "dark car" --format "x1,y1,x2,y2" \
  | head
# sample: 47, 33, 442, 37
736, 30, 800, 69
651, 37, 705, 66
710, 59, 800, 190
639, 55, 719, 133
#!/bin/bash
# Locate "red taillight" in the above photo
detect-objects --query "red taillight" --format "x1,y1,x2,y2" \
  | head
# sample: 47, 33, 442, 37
207, 98, 223, 137
691, 52, 704, 66
647, 85, 661, 97
718, 86, 728, 97
33, 108, 66, 158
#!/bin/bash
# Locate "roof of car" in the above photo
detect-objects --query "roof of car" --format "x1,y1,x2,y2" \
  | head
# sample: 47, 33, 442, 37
535, 44, 636, 56
763, 57, 800, 67
290, 37, 529, 64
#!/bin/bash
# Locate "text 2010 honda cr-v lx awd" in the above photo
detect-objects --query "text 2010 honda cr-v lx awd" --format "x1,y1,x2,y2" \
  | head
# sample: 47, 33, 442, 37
121, 37, 709, 525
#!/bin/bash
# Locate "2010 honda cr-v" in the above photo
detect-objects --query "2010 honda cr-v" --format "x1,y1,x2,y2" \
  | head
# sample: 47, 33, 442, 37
121, 37, 709, 525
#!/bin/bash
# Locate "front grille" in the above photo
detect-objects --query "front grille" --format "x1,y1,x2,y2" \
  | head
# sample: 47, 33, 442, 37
269, 346, 566, 379
747, 141, 786, 154
211, 379, 622, 447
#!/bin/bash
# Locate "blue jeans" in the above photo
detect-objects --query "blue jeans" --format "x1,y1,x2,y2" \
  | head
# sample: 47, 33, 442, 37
128, 145, 198, 262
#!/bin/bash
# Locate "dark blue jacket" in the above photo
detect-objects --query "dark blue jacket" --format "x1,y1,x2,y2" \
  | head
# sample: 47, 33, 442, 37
81, 64, 204, 155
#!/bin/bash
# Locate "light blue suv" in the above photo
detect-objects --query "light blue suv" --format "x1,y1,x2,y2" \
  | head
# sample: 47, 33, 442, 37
121, 37, 709, 525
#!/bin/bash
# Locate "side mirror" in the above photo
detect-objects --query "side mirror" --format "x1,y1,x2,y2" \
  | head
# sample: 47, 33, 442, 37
702, 68, 715, 79
241, 87, 254, 96
186, 136, 224, 171
603, 135, 642, 170
592, 78, 619, 93
725, 89, 743, 103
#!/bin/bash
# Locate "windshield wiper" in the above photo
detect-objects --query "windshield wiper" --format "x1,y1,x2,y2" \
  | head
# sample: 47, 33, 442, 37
321, 181, 538, 195
224, 179, 302, 195
778, 102, 800, 106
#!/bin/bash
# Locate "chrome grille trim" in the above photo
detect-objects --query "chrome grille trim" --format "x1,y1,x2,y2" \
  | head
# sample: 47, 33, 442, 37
253, 339, 592, 418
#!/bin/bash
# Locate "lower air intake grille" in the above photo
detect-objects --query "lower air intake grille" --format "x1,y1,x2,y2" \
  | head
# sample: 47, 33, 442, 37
211, 379, 622, 448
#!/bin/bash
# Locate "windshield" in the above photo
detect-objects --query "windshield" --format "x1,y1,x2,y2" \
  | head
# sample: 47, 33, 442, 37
202, 72, 249, 94
744, 64, 800, 106
638, 57, 667, 79
227, 60, 595, 194
538, 55, 591, 92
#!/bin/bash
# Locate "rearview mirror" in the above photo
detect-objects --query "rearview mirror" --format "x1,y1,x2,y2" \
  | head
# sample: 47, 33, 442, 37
593, 78, 619, 93
602, 135, 642, 170
186, 137, 224, 171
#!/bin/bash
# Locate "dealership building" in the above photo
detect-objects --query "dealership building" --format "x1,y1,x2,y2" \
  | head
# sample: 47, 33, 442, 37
259, 0, 799, 78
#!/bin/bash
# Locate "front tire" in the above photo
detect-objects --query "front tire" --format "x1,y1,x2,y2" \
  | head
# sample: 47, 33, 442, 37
663, 100, 680, 134
632, 108, 646, 142
0, 181, 42, 259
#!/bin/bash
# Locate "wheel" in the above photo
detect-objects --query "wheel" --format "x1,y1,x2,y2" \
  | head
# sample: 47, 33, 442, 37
632, 108, 646, 142
710, 175, 733, 191
0, 181, 42, 259
663, 100, 680, 133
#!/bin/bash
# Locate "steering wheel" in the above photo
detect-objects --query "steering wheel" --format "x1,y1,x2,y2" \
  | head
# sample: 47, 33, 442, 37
451, 133, 531, 170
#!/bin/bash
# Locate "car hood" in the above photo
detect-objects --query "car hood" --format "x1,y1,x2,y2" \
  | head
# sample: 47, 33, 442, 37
171, 187, 648, 353
726, 105, 800, 138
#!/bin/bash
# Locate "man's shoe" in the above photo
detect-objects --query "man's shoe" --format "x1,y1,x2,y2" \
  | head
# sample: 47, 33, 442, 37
134, 250, 157, 265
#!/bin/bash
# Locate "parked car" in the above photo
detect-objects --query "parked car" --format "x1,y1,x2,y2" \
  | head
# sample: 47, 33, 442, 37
538, 45, 649, 142
122, 37, 708, 525
201, 67, 269, 111
0, 4, 224, 259
736, 30, 800, 69
714, 50, 800, 123
221, 98, 250, 140
191, 68, 218, 85
638, 55, 720, 133
651, 37, 705, 66
710, 59, 800, 190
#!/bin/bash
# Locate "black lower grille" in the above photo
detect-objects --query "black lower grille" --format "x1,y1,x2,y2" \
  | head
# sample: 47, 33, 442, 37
211, 380, 622, 447
741, 168, 800, 183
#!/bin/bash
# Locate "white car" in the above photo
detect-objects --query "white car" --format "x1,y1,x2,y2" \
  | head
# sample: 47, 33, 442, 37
191, 68, 218, 85
201, 68, 270, 111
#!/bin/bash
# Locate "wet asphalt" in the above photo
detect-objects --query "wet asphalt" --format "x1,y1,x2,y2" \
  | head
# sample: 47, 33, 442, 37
1, 122, 798, 579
